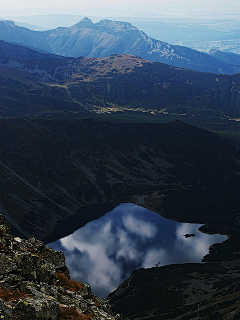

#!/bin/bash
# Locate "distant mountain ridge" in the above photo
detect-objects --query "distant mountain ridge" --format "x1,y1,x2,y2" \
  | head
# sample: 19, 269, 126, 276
209, 49, 240, 67
0, 18, 239, 74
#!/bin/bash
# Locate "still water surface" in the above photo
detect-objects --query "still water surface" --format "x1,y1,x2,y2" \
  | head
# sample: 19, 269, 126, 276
48, 203, 226, 297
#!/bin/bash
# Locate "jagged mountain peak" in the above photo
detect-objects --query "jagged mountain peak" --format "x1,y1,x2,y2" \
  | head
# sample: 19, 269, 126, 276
74, 17, 94, 28
97, 19, 138, 31
0, 20, 15, 26
81, 17, 93, 23
72, 17, 139, 32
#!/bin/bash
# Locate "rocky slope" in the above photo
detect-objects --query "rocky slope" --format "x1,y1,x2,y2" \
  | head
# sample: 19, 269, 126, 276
0, 41, 240, 118
0, 214, 125, 319
109, 261, 240, 319
0, 18, 239, 74
1, 118, 240, 244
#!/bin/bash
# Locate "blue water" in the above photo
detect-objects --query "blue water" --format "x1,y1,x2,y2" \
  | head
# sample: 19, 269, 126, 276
48, 203, 226, 297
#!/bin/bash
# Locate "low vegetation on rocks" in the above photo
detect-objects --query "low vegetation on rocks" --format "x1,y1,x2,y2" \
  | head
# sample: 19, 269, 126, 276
0, 214, 126, 319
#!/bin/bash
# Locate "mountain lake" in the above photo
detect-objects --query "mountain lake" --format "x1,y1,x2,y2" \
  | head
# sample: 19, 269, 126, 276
48, 203, 227, 297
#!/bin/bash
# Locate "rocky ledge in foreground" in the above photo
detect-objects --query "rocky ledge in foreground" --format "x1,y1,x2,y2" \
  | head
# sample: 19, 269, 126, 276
0, 214, 125, 320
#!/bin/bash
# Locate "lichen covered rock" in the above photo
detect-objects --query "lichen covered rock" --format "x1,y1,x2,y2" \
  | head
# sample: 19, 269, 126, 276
0, 214, 126, 319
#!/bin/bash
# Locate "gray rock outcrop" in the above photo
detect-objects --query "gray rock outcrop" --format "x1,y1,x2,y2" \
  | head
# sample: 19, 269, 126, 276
0, 214, 126, 319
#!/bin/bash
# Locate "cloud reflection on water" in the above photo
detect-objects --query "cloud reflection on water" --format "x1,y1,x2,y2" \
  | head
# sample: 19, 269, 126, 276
49, 203, 226, 297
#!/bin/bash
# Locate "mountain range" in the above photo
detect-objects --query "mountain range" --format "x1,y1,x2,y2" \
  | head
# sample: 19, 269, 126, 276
0, 18, 240, 75
0, 40, 240, 119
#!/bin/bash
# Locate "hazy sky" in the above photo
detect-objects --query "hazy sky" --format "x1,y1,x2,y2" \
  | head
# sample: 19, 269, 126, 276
1, 0, 239, 19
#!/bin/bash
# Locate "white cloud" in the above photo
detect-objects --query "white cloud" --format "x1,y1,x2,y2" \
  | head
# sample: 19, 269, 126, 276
142, 248, 168, 268
122, 214, 158, 239
115, 227, 142, 261
50, 204, 227, 297
60, 221, 124, 296
174, 223, 226, 262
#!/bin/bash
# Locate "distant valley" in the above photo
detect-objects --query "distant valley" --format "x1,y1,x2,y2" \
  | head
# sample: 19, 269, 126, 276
0, 41, 240, 123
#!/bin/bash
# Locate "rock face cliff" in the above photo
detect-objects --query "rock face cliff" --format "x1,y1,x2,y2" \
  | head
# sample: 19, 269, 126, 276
0, 214, 125, 319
